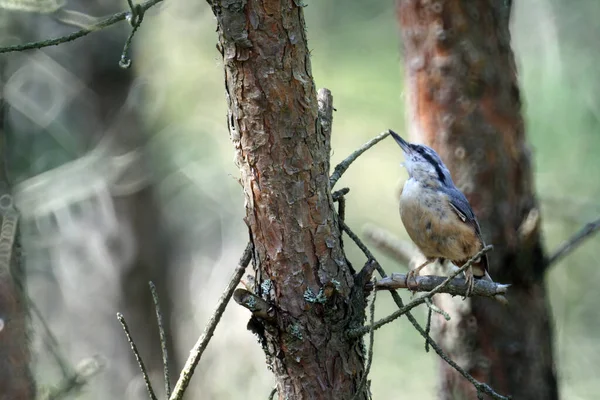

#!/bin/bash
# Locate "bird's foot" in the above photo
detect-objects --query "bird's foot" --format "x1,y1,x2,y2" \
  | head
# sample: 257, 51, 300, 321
463, 267, 475, 299
404, 258, 434, 290
404, 269, 419, 289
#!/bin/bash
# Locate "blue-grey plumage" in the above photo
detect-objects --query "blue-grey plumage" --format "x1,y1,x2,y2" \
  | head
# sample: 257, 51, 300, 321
389, 129, 491, 295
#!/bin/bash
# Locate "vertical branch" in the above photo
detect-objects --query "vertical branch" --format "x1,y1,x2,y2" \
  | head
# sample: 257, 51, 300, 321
149, 281, 171, 398
396, 1, 557, 399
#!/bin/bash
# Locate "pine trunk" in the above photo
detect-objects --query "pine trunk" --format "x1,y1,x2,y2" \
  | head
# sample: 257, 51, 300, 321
209, 1, 367, 399
396, 1, 558, 399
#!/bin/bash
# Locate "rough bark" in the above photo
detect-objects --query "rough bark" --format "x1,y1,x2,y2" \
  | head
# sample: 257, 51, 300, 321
209, 1, 365, 399
396, 1, 558, 399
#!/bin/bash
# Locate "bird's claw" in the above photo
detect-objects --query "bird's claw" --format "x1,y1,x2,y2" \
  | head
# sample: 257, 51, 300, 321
404, 270, 418, 290
463, 270, 475, 299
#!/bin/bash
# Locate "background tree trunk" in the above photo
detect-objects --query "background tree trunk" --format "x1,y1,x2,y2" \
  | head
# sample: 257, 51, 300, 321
209, 1, 366, 399
396, 1, 558, 399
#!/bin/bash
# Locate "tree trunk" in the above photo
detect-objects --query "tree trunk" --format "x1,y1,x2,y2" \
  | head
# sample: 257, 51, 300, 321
396, 1, 558, 399
209, 1, 366, 399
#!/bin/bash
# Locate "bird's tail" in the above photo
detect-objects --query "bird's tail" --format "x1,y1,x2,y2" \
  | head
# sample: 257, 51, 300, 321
480, 269, 493, 282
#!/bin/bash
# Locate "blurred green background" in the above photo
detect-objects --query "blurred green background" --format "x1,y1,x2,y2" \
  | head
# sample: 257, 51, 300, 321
2, 0, 600, 399
138, 1, 600, 398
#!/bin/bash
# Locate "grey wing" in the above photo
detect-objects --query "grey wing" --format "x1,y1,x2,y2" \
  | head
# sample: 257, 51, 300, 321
446, 188, 479, 232
445, 188, 489, 272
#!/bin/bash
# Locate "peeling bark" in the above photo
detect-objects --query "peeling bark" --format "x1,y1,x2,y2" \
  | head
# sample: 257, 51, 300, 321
396, 1, 558, 399
209, 1, 365, 399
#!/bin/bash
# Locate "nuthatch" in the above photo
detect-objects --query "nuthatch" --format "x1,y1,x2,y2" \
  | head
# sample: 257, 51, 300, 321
389, 129, 492, 296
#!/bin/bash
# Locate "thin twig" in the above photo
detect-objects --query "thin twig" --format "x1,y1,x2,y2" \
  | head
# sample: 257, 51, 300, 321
375, 272, 509, 299
340, 222, 509, 399
267, 387, 277, 400
348, 246, 493, 337
0, 0, 164, 54
169, 242, 253, 400
351, 280, 377, 400
420, 320, 510, 400
425, 297, 451, 321
119, 0, 145, 68
117, 313, 157, 400
424, 306, 432, 352
547, 217, 600, 266
149, 281, 171, 398
329, 131, 390, 188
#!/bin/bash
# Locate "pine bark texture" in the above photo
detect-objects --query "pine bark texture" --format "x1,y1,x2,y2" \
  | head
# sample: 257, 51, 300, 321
396, 1, 558, 399
209, 1, 366, 399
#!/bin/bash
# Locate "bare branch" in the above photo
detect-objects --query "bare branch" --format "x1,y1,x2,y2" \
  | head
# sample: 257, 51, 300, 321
149, 281, 171, 398
0, 0, 164, 54
424, 297, 450, 321
332, 187, 350, 201
117, 313, 157, 400
548, 217, 600, 266
329, 132, 390, 188
424, 306, 432, 352
233, 288, 276, 322
348, 246, 493, 338
375, 273, 509, 299
169, 242, 253, 400
340, 221, 509, 400
267, 387, 277, 400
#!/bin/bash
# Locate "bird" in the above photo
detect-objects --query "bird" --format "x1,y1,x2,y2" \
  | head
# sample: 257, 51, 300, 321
388, 129, 492, 297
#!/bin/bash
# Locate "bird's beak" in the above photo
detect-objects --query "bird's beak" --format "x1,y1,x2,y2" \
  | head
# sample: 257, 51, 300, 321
388, 129, 412, 154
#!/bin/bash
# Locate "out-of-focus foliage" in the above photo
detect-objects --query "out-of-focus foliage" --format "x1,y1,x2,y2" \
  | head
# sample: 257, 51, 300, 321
0, 0, 64, 13
1, 0, 598, 398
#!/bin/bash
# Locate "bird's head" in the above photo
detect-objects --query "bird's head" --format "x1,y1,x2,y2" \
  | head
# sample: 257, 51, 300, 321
389, 129, 452, 186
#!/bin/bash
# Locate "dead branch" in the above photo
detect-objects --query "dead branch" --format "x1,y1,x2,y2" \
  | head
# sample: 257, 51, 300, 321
0, 0, 164, 55
348, 246, 493, 338
548, 217, 600, 266
329, 132, 390, 188
375, 273, 509, 299
149, 281, 171, 398
169, 242, 253, 400
424, 297, 450, 321
339, 218, 509, 400
117, 313, 157, 400
233, 288, 276, 322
